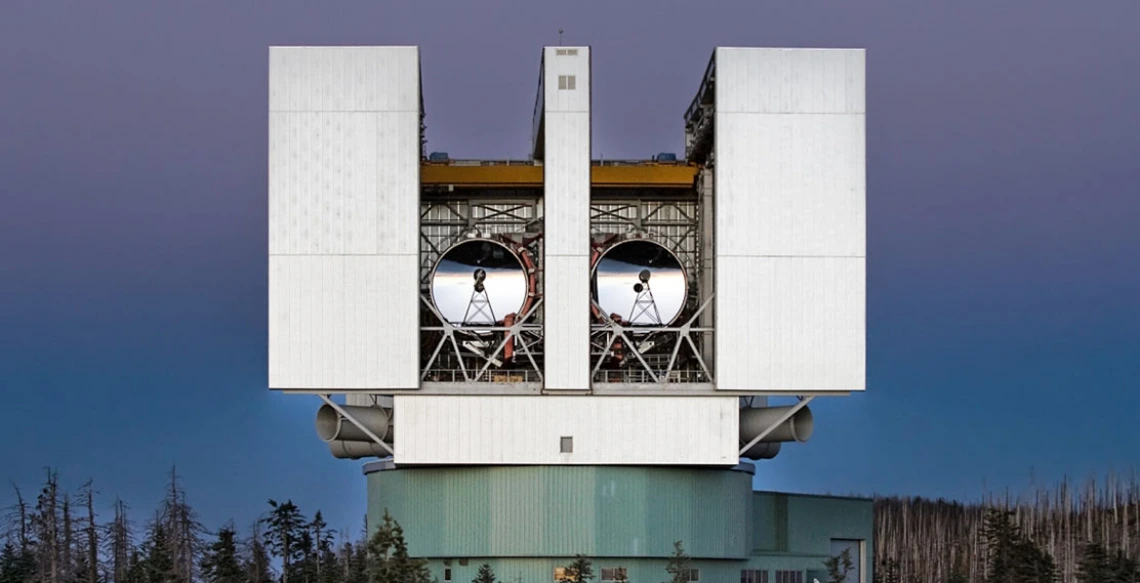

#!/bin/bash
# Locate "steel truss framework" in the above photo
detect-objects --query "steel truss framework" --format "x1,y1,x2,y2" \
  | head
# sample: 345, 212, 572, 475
589, 195, 714, 385
419, 194, 545, 384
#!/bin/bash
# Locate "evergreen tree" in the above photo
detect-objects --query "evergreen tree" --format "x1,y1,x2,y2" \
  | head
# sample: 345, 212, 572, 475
123, 550, 147, 583
1, 542, 38, 583
364, 511, 431, 583
662, 541, 691, 583
200, 526, 243, 583
471, 564, 496, 583
982, 508, 1057, 583
142, 523, 176, 583
873, 558, 900, 583
824, 548, 853, 583
262, 501, 305, 583
559, 556, 592, 583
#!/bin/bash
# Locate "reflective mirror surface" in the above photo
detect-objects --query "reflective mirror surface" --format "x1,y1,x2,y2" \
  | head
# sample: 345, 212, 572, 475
431, 239, 527, 325
592, 239, 687, 326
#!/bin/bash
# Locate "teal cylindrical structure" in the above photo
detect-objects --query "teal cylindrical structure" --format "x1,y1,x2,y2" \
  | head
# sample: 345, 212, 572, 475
364, 463, 755, 560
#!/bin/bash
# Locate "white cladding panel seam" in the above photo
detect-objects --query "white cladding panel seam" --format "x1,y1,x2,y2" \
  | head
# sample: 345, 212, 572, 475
543, 255, 591, 390
715, 47, 865, 114
269, 112, 420, 256
393, 396, 739, 465
715, 112, 865, 257
268, 255, 419, 389
715, 256, 865, 391
269, 46, 420, 112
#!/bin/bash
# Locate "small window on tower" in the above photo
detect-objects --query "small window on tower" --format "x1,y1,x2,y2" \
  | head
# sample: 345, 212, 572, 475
560, 436, 573, 453
558, 75, 577, 90
444, 568, 452, 582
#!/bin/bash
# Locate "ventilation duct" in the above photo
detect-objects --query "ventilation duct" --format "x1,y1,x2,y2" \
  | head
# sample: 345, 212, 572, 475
738, 405, 814, 460
315, 404, 393, 458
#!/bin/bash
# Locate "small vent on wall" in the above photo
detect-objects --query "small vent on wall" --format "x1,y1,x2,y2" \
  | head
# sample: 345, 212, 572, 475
555, 48, 579, 56
558, 75, 577, 90
560, 436, 573, 453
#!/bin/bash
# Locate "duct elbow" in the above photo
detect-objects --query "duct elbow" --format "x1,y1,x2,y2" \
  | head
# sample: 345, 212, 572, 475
328, 440, 393, 460
739, 405, 814, 457
315, 404, 394, 443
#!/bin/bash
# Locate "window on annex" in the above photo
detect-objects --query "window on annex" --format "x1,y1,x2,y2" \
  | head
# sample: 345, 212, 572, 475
741, 569, 769, 583
601, 567, 627, 581
829, 539, 864, 583
775, 571, 803, 583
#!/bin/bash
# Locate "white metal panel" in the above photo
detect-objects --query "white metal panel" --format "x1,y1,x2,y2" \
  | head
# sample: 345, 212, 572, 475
268, 46, 420, 390
542, 255, 591, 390
543, 46, 591, 113
713, 46, 866, 393
541, 46, 591, 390
715, 256, 865, 391
541, 113, 591, 256
268, 255, 419, 389
268, 112, 378, 255
715, 112, 865, 257
393, 395, 739, 465
269, 46, 420, 113
716, 47, 865, 114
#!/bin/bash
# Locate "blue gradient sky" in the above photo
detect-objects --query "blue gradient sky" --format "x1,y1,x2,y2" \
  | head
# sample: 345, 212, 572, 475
2, 0, 1138, 536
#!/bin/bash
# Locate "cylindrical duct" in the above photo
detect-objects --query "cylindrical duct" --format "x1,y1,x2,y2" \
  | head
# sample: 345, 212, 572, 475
740, 441, 782, 460
328, 440, 393, 460
315, 404, 393, 443
739, 405, 814, 444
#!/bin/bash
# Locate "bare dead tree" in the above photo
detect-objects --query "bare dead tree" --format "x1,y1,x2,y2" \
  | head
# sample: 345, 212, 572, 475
875, 471, 1140, 583
76, 481, 99, 583
102, 498, 133, 583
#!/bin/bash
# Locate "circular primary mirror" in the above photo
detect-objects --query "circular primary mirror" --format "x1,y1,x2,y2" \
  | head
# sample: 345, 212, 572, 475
591, 239, 688, 326
430, 239, 528, 325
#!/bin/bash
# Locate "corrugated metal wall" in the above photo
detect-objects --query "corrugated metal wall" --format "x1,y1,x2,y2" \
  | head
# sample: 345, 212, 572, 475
367, 465, 753, 559
393, 395, 738, 465
541, 46, 591, 390
365, 467, 875, 581
268, 46, 421, 390
713, 47, 866, 392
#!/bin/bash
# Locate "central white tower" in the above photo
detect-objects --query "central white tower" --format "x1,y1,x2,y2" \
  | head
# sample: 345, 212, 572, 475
267, 44, 865, 468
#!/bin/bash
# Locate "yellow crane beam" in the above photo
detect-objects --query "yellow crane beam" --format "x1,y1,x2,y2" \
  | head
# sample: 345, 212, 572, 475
421, 163, 698, 189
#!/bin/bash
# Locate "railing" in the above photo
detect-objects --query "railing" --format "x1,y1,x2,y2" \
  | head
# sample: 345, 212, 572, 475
421, 369, 543, 383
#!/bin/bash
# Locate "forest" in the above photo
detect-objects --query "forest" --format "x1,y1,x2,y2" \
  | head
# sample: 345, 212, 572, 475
3, 467, 1139, 583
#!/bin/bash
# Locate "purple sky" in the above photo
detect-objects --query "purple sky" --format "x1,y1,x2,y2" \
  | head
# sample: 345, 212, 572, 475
2, 0, 1139, 537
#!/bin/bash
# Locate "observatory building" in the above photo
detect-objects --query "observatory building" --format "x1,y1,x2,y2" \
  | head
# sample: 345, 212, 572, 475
268, 44, 869, 582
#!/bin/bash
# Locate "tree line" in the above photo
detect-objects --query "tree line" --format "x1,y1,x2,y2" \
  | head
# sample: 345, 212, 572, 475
874, 472, 1140, 583
1, 468, 742, 583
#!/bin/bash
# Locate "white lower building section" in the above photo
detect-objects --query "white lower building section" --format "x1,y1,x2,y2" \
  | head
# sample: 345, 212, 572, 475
393, 395, 739, 465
